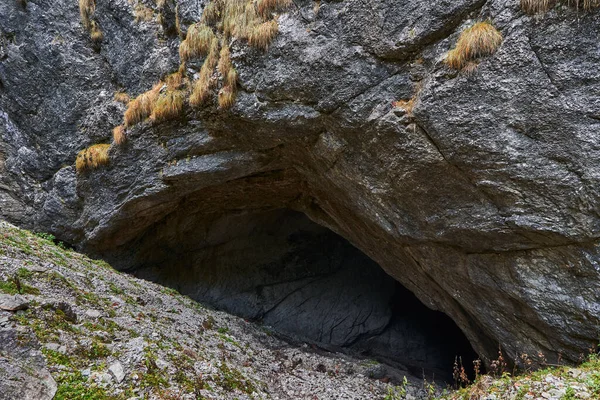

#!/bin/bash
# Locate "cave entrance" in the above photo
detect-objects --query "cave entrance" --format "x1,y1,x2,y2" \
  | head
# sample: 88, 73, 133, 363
130, 208, 478, 381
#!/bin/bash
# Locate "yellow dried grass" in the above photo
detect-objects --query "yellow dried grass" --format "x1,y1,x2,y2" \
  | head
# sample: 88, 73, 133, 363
79, 0, 96, 29
113, 125, 127, 145
445, 22, 503, 70
256, 0, 291, 18
189, 39, 220, 107
225, 68, 237, 88
114, 91, 130, 104
76, 144, 110, 172
217, 45, 232, 78
218, 85, 236, 109
124, 83, 162, 127
165, 72, 184, 90
248, 19, 279, 50
183, 24, 215, 60
202, 1, 221, 25
134, 3, 154, 22
520, 0, 551, 13
150, 90, 186, 122
90, 21, 103, 43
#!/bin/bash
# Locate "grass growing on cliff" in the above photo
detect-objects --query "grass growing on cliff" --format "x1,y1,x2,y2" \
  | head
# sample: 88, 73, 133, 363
79, 0, 103, 46
150, 90, 185, 122
179, 24, 215, 62
75, 144, 110, 172
123, 83, 162, 127
445, 22, 503, 70
521, 0, 600, 14
113, 125, 126, 145
109, 0, 291, 140
114, 91, 130, 104
181, 0, 288, 108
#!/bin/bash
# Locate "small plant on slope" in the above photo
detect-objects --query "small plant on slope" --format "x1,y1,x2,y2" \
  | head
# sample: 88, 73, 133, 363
446, 21, 503, 70
75, 144, 110, 172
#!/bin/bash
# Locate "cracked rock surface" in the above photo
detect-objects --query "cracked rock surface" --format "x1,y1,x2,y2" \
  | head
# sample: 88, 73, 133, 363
1, 0, 600, 369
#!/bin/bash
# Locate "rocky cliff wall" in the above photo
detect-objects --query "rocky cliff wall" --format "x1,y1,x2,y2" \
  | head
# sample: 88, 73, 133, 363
1, 0, 599, 367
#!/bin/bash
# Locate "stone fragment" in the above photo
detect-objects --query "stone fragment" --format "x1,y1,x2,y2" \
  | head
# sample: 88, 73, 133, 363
0, 294, 29, 311
109, 361, 125, 383
85, 309, 102, 318
0, 328, 57, 400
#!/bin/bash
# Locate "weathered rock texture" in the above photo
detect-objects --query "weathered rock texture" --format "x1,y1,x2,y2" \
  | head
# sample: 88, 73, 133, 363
1, 0, 600, 368
0, 327, 57, 400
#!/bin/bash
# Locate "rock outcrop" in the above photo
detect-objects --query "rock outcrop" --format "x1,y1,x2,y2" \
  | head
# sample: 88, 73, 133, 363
1, 0, 600, 369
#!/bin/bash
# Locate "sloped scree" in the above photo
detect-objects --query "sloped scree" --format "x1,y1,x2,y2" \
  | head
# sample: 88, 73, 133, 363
0, 221, 440, 399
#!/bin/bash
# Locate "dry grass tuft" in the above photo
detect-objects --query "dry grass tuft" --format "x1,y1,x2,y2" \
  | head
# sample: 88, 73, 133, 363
90, 21, 103, 43
114, 91, 130, 104
520, 0, 552, 13
150, 90, 186, 122
175, 4, 183, 37
79, 0, 96, 30
156, 12, 165, 26
225, 68, 237, 88
178, 40, 190, 62
445, 22, 503, 70
79, 0, 103, 44
248, 19, 279, 50
76, 144, 110, 172
181, 24, 215, 61
256, 0, 292, 18
165, 72, 184, 90
134, 3, 155, 22
217, 45, 232, 78
124, 83, 162, 127
189, 72, 212, 107
202, 1, 221, 25
392, 99, 415, 115
218, 85, 236, 109
189, 39, 220, 107
113, 125, 127, 145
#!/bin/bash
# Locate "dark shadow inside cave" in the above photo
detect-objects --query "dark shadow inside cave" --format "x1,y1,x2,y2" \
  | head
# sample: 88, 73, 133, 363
126, 208, 478, 381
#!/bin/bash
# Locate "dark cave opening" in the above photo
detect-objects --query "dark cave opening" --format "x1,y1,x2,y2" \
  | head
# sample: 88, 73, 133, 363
127, 208, 479, 382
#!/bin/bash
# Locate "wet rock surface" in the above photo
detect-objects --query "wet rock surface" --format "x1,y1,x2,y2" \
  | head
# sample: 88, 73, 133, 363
0, 0, 599, 370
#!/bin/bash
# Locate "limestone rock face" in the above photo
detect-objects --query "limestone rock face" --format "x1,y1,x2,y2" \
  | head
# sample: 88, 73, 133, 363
1, 0, 600, 367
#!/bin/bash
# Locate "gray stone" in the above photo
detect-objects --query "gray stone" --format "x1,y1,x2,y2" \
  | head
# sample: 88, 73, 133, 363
101, 372, 113, 383
85, 309, 102, 319
363, 363, 386, 380
0, 328, 57, 400
108, 361, 125, 383
43, 343, 60, 352
0, 294, 28, 311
